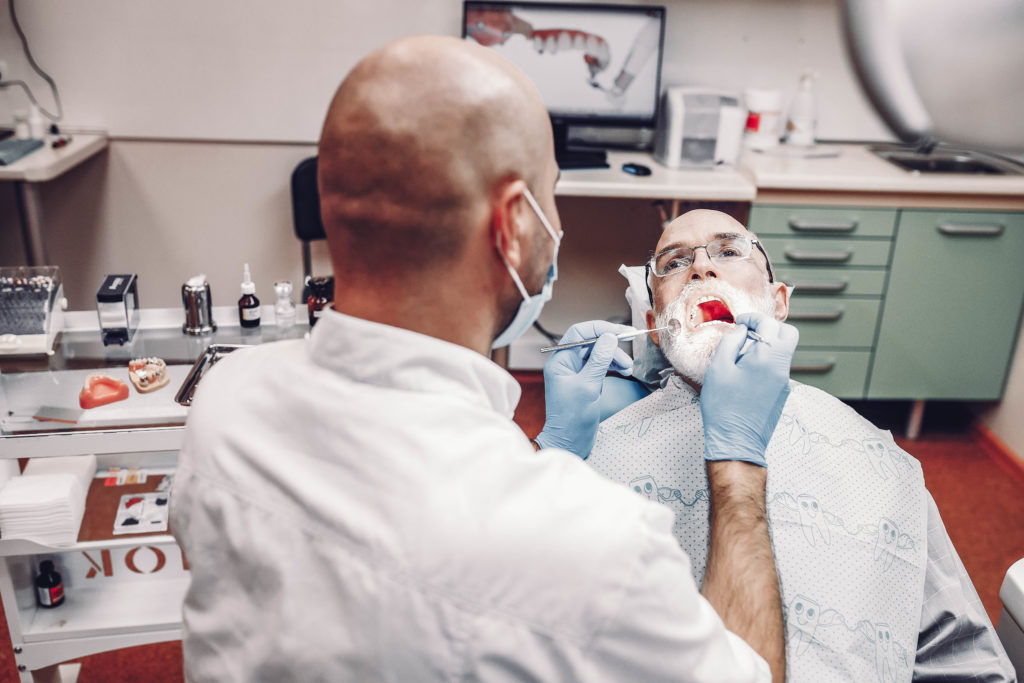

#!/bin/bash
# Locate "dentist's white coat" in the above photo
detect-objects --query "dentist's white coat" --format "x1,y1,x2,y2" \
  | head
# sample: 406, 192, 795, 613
171, 308, 769, 682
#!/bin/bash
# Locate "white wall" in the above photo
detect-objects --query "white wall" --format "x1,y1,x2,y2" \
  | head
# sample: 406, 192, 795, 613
0, 0, 892, 143
1, 140, 330, 311
981, 327, 1024, 462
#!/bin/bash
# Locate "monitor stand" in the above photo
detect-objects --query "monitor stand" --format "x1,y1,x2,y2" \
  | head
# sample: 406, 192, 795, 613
552, 119, 609, 170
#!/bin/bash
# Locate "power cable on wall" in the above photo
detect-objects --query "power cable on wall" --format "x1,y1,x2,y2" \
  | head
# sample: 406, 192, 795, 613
0, 0, 63, 121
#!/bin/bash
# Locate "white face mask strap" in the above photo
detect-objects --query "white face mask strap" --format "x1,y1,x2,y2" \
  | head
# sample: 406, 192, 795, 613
523, 187, 560, 244
496, 233, 531, 301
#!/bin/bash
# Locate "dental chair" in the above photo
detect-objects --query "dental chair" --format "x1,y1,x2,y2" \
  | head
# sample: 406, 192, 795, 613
290, 156, 326, 282
998, 558, 1024, 677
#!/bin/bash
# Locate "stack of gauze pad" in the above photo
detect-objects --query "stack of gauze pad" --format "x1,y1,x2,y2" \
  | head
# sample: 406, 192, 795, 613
0, 455, 96, 546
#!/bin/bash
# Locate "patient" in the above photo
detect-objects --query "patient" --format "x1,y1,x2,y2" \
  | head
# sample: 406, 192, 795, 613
586, 209, 1014, 682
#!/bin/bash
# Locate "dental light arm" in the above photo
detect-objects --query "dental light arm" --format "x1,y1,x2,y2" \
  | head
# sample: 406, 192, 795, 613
840, 0, 1024, 153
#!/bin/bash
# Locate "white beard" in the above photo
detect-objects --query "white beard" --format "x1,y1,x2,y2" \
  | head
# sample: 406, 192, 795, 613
656, 279, 776, 387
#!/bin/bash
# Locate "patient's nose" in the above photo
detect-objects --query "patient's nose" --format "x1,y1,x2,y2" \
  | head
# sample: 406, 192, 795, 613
689, 247, 718, 280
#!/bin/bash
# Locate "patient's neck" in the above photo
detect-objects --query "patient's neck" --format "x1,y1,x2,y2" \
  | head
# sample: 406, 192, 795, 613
675, 371, 703, 395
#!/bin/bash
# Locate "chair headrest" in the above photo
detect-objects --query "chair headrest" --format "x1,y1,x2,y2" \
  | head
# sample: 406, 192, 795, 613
291, 156, 326, 242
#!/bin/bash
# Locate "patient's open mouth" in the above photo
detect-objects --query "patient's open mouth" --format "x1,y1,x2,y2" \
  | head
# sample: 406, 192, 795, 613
691, 296, 735, 328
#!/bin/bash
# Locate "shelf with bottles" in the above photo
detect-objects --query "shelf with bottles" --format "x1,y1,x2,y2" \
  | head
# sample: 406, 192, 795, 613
11, 553, 188, 644
0, 308, 309, 447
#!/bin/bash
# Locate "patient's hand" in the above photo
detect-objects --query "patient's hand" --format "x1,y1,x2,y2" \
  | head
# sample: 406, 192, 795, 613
701, 313, 799, 466
535, 320, 633, 458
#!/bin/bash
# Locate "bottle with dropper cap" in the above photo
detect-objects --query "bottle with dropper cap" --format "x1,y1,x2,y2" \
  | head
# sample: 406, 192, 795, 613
785, 69, 818, 147
238, 263, 261, 328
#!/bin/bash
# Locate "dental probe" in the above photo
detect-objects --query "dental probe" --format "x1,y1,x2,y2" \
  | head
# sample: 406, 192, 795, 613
540, 320, 681, 354
745, 330, 771, 346
737, 329, 773, 361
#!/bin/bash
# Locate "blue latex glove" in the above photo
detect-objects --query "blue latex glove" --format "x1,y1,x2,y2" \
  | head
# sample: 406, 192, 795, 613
535, 320, 635, 458
701, 312, 799, 467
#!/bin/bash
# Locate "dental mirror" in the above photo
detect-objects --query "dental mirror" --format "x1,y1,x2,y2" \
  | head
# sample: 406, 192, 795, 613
540, 318, 681, 354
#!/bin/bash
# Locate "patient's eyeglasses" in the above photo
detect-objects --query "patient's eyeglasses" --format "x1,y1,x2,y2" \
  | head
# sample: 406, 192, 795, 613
648, 235, 774, 282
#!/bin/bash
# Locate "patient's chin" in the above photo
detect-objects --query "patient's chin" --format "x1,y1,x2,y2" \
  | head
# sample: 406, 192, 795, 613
656, 306, 723, 387
663, 331, 721, 387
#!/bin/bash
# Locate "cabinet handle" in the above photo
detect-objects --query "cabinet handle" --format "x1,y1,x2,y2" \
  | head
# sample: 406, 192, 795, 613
936, 223, 1004, 237
786, 280, 848, 294
792, 361, 836, 373
789, 309, 843, 322
788, 218, 858, 233
784, 248, 853, 263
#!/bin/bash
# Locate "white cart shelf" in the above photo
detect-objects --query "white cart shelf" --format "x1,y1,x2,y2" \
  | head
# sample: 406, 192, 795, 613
0, 310, 309, 682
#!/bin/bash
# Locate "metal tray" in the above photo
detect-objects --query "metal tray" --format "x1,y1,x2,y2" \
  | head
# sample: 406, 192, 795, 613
174, 344, 248, 406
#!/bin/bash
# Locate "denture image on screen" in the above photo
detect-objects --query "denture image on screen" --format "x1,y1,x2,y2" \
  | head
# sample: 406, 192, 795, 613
464, 2, 664, 122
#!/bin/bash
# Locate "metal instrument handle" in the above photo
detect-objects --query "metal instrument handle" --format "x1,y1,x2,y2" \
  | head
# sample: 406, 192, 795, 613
936, 223, 1004, 237
784, 249, 853, 263
788, 218, 858, 233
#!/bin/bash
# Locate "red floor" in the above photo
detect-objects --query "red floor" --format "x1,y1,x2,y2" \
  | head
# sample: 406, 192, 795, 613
1, 377, 1021, 681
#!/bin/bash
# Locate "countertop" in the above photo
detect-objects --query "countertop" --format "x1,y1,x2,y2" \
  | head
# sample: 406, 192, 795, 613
556, 150, 756, 201
739, 143, 1024, 197
0, 134, 108, 182
554, 143, 1024, 205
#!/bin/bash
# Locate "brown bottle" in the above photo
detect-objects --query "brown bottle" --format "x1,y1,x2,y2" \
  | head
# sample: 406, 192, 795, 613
238, 263, 261, 329
36, 560, 65, 608
307, 276, 334, 327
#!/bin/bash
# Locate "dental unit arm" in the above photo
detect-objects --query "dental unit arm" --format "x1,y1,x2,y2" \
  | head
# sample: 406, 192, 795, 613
841, 0, 1024, 153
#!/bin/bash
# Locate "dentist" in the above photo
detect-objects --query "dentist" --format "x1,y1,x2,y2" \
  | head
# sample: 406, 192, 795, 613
171, 35, 796, 682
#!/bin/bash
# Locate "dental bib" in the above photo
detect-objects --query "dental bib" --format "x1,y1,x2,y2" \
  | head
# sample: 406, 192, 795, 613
588, 377, 928, 683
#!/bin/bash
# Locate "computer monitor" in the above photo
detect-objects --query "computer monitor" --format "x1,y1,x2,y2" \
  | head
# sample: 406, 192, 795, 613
463, 1, 666, 168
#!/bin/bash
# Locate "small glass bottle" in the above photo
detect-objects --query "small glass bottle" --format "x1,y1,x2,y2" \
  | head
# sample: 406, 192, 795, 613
273, 280, 296, 329
238, 263, 261, 329
36, 560, 65, 608
12, 109, 30, 139
307, 276, 334, 327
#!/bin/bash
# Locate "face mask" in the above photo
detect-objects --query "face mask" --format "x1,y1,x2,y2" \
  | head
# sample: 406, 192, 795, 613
492, 187, 561, 349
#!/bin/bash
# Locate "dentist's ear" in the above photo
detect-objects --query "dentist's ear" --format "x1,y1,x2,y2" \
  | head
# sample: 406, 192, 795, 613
646, 309, 662, 346
490, 178, 530, 270
772, 282, 792, 321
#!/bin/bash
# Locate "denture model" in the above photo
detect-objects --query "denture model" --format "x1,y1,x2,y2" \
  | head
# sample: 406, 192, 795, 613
79, 374, 130, 409
128, 357, 169, 394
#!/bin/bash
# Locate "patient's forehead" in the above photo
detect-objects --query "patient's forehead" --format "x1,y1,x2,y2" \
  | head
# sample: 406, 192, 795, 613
656, 210, 752, 252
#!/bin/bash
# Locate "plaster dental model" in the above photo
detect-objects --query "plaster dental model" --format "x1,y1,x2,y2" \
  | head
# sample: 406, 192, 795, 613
128, 357, 169, 393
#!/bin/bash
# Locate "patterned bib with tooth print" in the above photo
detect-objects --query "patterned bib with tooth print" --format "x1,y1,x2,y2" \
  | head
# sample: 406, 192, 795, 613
588, 378, 928, 683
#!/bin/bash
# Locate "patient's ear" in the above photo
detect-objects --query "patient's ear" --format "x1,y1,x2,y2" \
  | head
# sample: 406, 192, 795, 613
646, 309, 661, 346
771, 281, 790, 321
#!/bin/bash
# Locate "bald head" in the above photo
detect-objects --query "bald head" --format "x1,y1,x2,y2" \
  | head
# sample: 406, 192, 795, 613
650, 210, 775, 312
654, 210, 754, 257
318, 36, 554, 282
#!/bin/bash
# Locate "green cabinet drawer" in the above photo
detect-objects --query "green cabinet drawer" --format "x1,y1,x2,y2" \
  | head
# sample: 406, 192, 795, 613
786, 296, 881, 348
750, 205, 898, 237
868, 210, 1024, 400
775, 267, 887, 296
760, 237, 892, 268
791, 350, 871, 399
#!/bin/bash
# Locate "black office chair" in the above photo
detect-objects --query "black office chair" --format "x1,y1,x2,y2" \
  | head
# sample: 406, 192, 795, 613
290, 156, 326, 281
